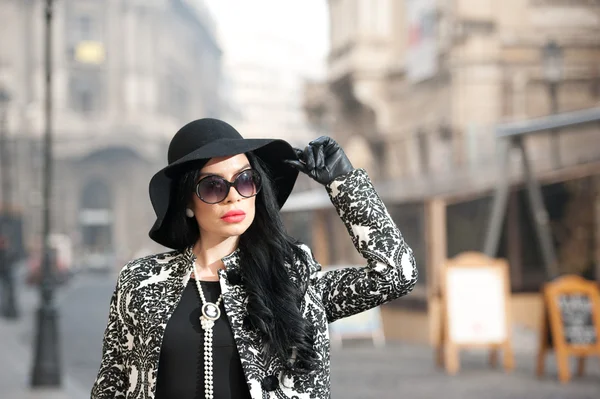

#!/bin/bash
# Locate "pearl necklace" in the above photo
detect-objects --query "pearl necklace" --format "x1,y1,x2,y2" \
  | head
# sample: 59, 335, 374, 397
192, 262, 223, 399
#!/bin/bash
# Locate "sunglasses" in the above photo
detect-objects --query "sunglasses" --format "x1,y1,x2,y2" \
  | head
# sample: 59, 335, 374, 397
195, 169, 262, 204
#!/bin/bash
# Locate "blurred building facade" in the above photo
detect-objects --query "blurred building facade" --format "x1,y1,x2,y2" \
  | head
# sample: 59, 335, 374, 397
0, 0, 222, 269
222, 33, 318, 144
218, 27, 326, 194
294, 0, 600, 344
316, 0, 600, 180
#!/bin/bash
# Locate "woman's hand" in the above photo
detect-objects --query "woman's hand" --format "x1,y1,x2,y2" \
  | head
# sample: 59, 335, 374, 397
285, 136, 354, 185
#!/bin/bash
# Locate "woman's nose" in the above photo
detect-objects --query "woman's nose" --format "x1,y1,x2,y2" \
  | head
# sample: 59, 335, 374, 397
224, 185, 243, 203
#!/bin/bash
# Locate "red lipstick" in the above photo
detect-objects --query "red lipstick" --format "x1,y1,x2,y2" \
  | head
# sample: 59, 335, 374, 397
221, 210, 246, 223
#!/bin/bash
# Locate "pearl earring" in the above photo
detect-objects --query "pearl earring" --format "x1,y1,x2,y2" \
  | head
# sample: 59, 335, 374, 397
185, 208, 194, 218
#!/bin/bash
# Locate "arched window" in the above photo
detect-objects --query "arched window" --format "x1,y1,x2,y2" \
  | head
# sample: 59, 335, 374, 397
81, 178, 111, 210
79, 178, 113, 265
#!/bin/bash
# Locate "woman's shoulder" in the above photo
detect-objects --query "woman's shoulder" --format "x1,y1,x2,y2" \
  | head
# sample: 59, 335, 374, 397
290, 241, 312, 260
292, 242, 321, 273
118, 249, 184, 281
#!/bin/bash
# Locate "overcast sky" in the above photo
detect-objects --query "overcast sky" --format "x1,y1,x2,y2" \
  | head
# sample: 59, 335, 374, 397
204, 0, 329, 78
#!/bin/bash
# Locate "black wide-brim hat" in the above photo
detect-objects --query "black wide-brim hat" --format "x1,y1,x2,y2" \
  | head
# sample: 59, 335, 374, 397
149, 118, 298, 248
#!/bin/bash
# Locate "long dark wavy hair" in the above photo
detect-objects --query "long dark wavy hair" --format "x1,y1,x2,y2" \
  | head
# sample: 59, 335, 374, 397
163, 152, 319, 374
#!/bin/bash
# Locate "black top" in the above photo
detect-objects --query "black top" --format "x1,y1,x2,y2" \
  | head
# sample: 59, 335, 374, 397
155, 279, 251, 399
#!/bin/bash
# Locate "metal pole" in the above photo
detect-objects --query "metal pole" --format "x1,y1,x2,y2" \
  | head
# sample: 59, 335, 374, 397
484, 139, 512, 257
517, 137, 559, 279
549, 81, 561, 168
0, 108, 8, 216
0, 105, 18, 319
31, 0, 61, 387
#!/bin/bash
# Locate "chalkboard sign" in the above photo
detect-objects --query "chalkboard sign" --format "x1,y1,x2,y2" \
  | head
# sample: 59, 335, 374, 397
557, 294, 596, 346
536, 275, 600, 383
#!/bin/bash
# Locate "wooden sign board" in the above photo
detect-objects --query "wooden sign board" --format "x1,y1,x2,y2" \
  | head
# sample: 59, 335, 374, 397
438, 252, 514, 374
536, 275, 600, 383
329, 306, 385, 348
326, 265, 385, 348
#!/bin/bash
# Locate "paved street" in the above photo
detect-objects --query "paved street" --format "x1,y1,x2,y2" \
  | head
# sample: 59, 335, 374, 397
330, 344, 599, 398
1, 270, 599, 398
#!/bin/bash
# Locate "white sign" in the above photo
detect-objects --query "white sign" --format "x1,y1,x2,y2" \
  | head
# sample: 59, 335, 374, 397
326, 265, 386, 347
329, 306, 383, 336
79, 209, 113, 225
405, 0, 438, 82
446, 267, 507, 344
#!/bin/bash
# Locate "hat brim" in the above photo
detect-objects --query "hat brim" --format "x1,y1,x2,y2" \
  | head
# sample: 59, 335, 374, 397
148, 138, 298, 249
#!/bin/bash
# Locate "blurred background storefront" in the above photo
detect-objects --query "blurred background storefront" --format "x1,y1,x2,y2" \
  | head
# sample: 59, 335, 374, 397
1, 1, 600, 396
287, 0, 600, 345
0, 0, 598, 346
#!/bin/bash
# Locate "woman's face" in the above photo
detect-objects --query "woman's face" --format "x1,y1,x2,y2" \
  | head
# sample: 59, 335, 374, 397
190, 154, 257, 241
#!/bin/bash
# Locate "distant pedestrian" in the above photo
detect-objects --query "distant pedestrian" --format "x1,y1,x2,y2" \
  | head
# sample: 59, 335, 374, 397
91, 118, 418, 398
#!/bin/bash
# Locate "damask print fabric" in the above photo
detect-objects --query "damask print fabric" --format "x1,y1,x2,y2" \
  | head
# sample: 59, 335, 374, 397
91, 168, 417, 399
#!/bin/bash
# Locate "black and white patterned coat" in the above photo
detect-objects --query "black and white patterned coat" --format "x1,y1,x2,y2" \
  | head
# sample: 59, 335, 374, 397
91, 169, 418, 399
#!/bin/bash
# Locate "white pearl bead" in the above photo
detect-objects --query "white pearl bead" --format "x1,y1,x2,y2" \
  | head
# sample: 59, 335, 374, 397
192, 263, 224, 399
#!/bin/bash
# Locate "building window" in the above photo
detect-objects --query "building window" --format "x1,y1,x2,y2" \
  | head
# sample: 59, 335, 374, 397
359, 0, 391, 36
161, 72, 190, 121
77, 15, 92, 40
69, 11, 102, 43
330, 0, 357, 49
66, 8, 106, 64
170, 83, 189, 120
330, 0, 341, 47
282, 211, 313, 249
69, 70, 104, 115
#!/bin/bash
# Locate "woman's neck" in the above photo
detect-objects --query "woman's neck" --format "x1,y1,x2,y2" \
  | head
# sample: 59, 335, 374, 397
192, 235, 239, 280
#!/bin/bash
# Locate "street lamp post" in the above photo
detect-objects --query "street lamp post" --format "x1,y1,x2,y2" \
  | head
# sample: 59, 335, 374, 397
31, 0, 61, 387
0, 85, 19, 319
542, 40, 563, 168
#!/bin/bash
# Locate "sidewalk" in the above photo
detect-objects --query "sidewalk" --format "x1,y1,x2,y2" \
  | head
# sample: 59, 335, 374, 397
2, 266, 599, 398
0, 267, 89, 399
330, 342, 600, 399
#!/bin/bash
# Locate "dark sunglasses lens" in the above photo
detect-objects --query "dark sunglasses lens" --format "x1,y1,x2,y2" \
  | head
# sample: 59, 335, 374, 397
197, 176, 229, 203
236, 170, 261, 198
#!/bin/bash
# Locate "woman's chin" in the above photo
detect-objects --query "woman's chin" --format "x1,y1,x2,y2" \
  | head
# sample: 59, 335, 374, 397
219, 224, 251, 238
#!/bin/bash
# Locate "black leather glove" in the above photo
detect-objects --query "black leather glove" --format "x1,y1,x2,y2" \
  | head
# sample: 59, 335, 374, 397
284, 136, 354, 185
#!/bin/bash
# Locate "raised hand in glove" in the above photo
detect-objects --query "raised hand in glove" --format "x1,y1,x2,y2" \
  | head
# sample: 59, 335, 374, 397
284, 136, 354, 185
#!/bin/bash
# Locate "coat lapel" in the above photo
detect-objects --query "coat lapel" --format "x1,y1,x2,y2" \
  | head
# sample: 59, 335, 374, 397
124, 249, 193, 398
218, 251, 269, 398
127, 247, 271, 399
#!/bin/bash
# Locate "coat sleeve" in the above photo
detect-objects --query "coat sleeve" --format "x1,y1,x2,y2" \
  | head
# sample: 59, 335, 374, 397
91, 274, 128, 398
307, 168, 418, 323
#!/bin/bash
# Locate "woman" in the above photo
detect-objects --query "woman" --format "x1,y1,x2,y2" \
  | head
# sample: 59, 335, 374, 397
91, 118, 417, 399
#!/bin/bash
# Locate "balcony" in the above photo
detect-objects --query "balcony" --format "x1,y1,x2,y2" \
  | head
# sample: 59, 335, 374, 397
283, 108, 600, 211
